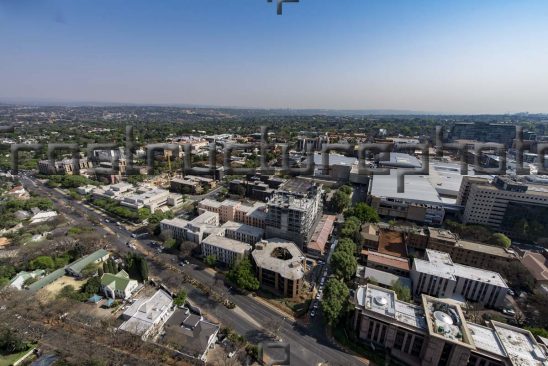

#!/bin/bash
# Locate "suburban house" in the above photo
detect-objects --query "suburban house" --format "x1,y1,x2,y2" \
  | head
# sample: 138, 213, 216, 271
100, 270, 139, 299
65, 249, 110, 278
119, 289, 173, 340
161, 311, 219, 362
9, 270, 45, 290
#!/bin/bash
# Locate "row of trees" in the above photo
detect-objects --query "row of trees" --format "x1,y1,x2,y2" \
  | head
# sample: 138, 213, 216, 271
322, 202, 381, 325
92, 198, 150, 223
45, 175, 99, 189
446, 220, 511, 248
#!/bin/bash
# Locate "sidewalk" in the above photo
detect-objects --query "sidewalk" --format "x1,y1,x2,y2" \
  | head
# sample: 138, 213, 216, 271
250, 294, 296, 322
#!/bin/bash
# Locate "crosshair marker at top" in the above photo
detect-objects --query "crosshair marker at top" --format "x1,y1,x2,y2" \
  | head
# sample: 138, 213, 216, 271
267, 0, 300, 15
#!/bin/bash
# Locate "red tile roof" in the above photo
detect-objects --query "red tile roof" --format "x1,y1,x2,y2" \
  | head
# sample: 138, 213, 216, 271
307, 215, 336, 254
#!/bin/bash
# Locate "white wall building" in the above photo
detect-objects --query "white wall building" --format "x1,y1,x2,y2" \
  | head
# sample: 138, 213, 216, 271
119, 289, 173, 340
160, 211, 219, 243
411, 249, 508, 308
201, 228, 253, 266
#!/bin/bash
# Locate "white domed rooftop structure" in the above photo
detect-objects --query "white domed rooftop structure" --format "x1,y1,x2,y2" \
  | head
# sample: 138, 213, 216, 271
434, 311, 454, 325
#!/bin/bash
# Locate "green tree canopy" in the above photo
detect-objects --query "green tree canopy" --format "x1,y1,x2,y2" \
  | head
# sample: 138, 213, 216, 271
321, 278, 350, 325
332, 190, 351, 213
204, 255, 217, 267
339, 216, 361, 239
335, 238, 356, 256
82, 276, 101, 295
339, 185, 352, 195
227, 258, 259, 292
391, 280, 411, 302
330, 250, 357, 283
174, 291, 187, 307
344, 203, 380, 223
489, 233, 511, 249
29, 256, 55, 270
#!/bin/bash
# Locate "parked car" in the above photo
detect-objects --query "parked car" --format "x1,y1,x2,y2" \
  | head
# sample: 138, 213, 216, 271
502, 308, 516, 316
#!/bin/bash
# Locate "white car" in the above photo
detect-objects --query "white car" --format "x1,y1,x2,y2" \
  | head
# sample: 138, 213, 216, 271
502, 308, 516, 316
310, 311, 316, 318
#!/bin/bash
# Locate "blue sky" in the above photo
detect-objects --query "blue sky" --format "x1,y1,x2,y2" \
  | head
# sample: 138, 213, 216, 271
0, 0, 547, 113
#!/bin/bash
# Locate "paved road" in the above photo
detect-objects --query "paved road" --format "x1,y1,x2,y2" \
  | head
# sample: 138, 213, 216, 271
19, 174, 366, 366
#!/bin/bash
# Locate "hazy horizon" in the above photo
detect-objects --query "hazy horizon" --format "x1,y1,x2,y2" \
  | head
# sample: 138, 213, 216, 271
1, 0, 547, 114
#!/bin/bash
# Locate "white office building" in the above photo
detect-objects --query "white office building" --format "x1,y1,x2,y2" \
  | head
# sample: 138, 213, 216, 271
411, 249, 508, 308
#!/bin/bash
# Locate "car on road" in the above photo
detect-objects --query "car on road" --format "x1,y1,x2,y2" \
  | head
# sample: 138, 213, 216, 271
179, 262, 185, 267
502, 308, 516, 316
310, 311, 315, 318
116, 221, 122, 227
507, 289, 515, 296
313, 302, 319, 309
105, 219, 110, 223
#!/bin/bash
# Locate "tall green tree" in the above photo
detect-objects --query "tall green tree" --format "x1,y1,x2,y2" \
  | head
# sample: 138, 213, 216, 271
321, 278, 350, 326
227, 258, 259, 291
332, 190, 351, 213
335, 238, 356, 255
339, 216, 361, 239
330, 251, 357, 283
344, 202, 380, 223
174, 291, 187, 307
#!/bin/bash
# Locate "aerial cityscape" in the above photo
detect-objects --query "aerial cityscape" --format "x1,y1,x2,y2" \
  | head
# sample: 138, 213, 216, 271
1, 1, 548, 366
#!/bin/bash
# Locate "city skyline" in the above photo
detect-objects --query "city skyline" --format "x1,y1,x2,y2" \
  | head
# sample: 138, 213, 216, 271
1, 0, 548, 114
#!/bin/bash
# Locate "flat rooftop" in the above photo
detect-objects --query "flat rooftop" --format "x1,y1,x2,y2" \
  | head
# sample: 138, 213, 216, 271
378, 229, 407, 258
370, 170, 443, 204
456, 239, 516, 258
356, 285, 426, 330
468, 323, 507, 358
278, 179, 317, 195
414, 249, 508, 288
493, 322, 548, 366
252, 238, 305, 280
356, 266, 412, 290
202, 230, 253, 254
221, 221, 264, 237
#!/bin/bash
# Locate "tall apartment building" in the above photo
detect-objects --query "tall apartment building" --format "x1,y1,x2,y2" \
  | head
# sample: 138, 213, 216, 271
411, 249, 508, 308
265, 180, 323, 249
458, 176, 548, 240
353, 284, 548, 366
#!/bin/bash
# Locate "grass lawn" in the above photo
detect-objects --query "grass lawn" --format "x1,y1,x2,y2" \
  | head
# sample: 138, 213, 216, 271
0, 346, 35, 366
